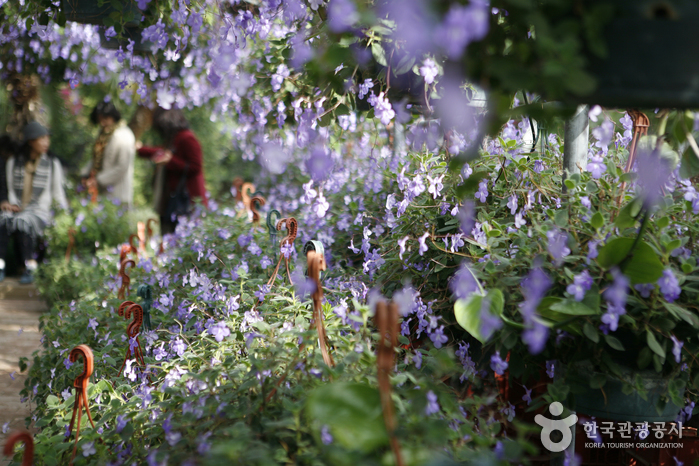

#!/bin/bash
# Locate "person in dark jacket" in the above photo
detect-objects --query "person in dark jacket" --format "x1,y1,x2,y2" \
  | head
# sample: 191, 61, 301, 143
0, 122, 68, 283
136, 107, 208, 234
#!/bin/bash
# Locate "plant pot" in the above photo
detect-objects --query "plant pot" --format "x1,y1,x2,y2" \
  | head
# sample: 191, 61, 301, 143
61, 0, 141, 25
572, 362, 683, 422
99, 25, 152, 52
582, 0, 699, 108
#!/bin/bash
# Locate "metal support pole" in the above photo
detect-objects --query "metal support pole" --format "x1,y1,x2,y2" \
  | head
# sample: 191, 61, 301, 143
562, 105, 590, 192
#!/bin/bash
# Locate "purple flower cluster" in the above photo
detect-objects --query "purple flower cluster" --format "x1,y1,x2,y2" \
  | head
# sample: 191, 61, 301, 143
566, 270, 593, 302
519, 264, 552, 354
601, 269, 629, 332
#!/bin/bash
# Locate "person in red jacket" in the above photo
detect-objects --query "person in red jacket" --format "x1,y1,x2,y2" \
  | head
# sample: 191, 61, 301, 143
137, 107, 208, 234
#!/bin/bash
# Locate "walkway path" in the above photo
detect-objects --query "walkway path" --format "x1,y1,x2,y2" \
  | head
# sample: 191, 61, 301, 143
0, 278, 45, 464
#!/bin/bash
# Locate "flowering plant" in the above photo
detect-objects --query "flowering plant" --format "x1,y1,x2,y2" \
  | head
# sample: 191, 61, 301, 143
450, 110, 699, 420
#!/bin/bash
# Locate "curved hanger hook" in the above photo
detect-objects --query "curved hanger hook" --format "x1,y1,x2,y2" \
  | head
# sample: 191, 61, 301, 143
70, 345, 94, 389
3, 431, 34, 466
250, 195, 266, 223
267, 209, 281, 235
146, 218, 158, 241
128, 234, 139, 255
232, 177, 244, 201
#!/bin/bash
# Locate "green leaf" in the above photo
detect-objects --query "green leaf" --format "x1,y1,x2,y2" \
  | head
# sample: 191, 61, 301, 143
663, 302, 699, 328
646, 330, 666, 358
550, 299, 599, 316
590, 211, 604, 229
614, 199, 642, 229
656, 216, 670, 229
637, 346, 652, 369
597, 238, 664, 284
604, 334, 625, 351
454, 289, 504, 343
680, 147, 699, 179
371, 42, 387, 67
589, 374, 606, 389
554, 210, 569, 228
305, 382, 388, 453
564, 179, 576, 190
583, 322, 599, 343
664, 239, 681, 253
393, 54, 415, 75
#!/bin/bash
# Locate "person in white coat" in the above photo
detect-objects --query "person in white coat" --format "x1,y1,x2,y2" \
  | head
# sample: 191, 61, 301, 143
82, 98, 135, 208
0, 122, 68, 283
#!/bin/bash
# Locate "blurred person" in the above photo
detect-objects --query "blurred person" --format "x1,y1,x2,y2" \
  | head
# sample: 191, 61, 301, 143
82, 97, 135, 208
137, 107, 208, 234
0, 122, 68, 283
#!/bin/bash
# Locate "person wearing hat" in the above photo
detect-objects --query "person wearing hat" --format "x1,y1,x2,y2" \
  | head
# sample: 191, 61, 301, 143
0, 121, 68, 283
81, 98, 135, 208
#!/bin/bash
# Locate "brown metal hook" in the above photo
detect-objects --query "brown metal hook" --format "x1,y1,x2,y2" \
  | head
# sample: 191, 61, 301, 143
250, 195, 266, 224
117, 260, 135, 299
67, 345, 95, 466
240, 182, 256, 214
146, 218, 158, 243
375, 300, 404, 466
232, 177, 244, 202
307, 250, 333, 367
3, 431, 33, 466
65, 227, 75, 263
267, 217, 298, 287
118, 303, 146, 377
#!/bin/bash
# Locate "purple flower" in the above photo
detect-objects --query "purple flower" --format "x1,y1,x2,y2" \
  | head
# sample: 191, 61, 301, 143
501, 403, 515, 422
479, 296, 502, 341
634, 283, 655, 298
604, 268, 629, 309
475, 179, 488, 202
566, 270, 593, 302
371, 92, 395, 125
358, 78, 373, 99
418, 232, 430, 256
546, 360, 555, 378
305, 146, 334, 182
328, 0, 359, 32
671, 335, 683, 363
523, 322, 549, 355
210, 321, 230, 343
658, 269, 681, 302
490, 351, 508, 375
636, 148, 672, 208
419, 58, 439, 84
434, 2, 489, 59
321, 425, 333, 445
592, 119, 614, 149
255, 284, 271, 302
519, 265, 552, 320
429, 325, 448, 348
546, 228, 570, 266
586, 155, 606, 179
507, 194, 518, 215
116, 415, 127, 433
522, 385, 532, 405
449, 262, 479, 299
398, 236, 409, 260
425, 390, 440, 415
456, 200, 475, 234
413, 351, 423, 369
170, 338, 186, 357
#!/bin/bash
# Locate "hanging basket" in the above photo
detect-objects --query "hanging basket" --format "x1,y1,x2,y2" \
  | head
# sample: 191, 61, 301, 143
582, 0, 699, 108
61, 0, 141, 25
99, 26, 153, 52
